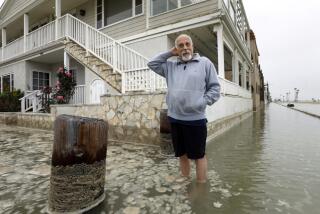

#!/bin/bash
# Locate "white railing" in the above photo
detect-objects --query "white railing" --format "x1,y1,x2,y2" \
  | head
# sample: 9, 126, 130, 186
219, 77, 251, 99
70, 85, 86, 104
60, 14, 166, 93
3, 37, 24, 61
19, 90, 42, 113
26, 22, 56, 51
124, 68, 167, 92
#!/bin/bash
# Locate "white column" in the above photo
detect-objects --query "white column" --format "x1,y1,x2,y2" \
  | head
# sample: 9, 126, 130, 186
248, 65, 252, 92
243, 64, 247, 89
24, 13, 29, 52
55, 0, 61, 18
55, 0, 61, 39
64, 51, 70, 71
214, 24, 225, 79
2, 28, 6, 60
233, 49, 239, 84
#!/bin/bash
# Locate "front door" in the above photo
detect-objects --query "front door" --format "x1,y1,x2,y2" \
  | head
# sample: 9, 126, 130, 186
90, 79, 108, 104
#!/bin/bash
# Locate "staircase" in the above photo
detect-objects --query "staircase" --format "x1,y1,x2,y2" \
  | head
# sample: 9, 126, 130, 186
60, 14, 166, 93
65, 41, 122, 92
19, 14, 167, 112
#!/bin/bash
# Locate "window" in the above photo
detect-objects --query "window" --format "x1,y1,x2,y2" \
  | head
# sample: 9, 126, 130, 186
97, 0, 103, 29
32, 71, 49, 90
96, 0, 143, 28
135, 0, 143, 15
1, 74, 14, 93
151, 0, 204, 16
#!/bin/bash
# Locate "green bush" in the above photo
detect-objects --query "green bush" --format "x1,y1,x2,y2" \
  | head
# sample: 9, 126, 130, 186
0, 89, 24, 112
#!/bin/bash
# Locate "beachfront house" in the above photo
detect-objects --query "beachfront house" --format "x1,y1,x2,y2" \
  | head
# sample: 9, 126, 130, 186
0, 0, 256, 141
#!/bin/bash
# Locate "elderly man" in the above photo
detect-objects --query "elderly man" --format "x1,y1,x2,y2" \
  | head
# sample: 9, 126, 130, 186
147, 34, 220, 183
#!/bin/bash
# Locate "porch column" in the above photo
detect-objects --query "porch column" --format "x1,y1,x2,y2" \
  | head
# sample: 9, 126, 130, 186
24, 13, 29, 52
243, 64, 247, 89
64, 51, 70, 71
55, 0, 61, 39
1, 28, 6, 60
214, 24, 225, 79
55, 0, 61, 18
233, 49, 239, 85
248, 65, 252, 92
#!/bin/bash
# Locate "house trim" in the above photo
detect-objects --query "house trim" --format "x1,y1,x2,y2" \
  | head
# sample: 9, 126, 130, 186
0, 43, 64, 69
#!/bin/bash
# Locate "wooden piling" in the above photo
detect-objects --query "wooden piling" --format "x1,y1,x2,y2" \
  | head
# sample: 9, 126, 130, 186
48, 115, 108, 213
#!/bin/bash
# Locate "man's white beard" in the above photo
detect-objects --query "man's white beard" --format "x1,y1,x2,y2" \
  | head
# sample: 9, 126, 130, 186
181, 53, 192, 62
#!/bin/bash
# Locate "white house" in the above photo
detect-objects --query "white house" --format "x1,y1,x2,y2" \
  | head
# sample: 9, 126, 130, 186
0, 0, 254, 138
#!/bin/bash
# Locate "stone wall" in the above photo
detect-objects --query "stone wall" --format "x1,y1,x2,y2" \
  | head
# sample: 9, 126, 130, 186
51, 92, 167, 145
0, 112, 54, 130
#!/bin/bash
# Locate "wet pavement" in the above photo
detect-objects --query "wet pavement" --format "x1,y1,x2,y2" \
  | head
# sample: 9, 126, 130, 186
0, 125, 230, 214
1, 103, 320, 214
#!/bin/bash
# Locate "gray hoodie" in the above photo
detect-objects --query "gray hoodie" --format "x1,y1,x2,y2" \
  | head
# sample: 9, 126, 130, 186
148, 51, 221, 121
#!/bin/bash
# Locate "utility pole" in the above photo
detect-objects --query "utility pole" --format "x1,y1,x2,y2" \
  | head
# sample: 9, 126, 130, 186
294, 88, 299, 102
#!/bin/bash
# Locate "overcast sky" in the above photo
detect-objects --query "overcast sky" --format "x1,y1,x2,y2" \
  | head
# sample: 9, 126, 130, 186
0, 0, 319, 100
243, 0, 320, 100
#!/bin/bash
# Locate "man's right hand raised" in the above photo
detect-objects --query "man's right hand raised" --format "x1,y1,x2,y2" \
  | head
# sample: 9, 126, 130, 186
171, 47, 179, 56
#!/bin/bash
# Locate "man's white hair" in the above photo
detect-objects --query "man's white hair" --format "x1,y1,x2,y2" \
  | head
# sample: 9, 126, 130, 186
175, 34, 193, 48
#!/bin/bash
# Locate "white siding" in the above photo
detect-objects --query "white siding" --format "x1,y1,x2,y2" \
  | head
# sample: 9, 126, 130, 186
0, 61, 26, 91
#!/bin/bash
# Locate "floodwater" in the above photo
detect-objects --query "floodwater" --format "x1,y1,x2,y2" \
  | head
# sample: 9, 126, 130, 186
0, 103, 320, 214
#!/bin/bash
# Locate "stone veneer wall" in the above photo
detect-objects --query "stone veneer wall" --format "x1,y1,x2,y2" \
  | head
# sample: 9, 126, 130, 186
50, 92, 167, 145
1, 93, 253, 146
0, 112, 54, 130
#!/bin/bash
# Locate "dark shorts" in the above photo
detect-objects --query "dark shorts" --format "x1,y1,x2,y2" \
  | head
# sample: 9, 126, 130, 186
170, 123, 207, 160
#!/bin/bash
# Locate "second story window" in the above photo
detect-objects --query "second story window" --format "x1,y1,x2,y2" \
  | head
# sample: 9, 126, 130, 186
96, 0, 143, 29
151, 0, 204, 16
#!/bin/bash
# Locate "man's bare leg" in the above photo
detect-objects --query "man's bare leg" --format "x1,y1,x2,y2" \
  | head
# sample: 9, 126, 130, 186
179, 154, 190, 177
195, 155, 207, 183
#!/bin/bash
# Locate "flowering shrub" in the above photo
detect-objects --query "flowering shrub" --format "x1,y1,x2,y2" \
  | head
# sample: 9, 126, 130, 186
0, 89, 23, 112
52, 67, 76, 104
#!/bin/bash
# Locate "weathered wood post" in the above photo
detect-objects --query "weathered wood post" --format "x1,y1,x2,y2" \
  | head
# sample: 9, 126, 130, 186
159, 109, 174, 155
48, 115, 108, 213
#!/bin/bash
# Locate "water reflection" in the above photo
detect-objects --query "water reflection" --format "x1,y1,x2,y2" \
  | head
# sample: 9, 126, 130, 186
203, 104, 320, 214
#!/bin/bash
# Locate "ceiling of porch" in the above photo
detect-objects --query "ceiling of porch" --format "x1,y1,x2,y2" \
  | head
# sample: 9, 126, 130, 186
29, 49, 64, 65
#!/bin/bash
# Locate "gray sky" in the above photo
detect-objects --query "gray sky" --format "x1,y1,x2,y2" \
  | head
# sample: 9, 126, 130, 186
0, 0, 319, 100
243, 0, 320, 100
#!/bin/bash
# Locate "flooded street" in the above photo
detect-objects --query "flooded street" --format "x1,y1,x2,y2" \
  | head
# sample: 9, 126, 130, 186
1, 103, 320, 214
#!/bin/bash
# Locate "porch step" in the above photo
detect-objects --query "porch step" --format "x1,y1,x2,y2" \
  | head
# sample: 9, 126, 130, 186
65, 40, 122, 92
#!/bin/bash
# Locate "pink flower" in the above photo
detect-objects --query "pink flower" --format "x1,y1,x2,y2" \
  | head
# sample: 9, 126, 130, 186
56, 80, 60, 85
65, 71, 72, 78
58, 67, 64, 73
57, 96, 64, 101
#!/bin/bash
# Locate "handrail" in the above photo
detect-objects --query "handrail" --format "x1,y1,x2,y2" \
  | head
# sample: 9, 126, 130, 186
20, 90, 42, 113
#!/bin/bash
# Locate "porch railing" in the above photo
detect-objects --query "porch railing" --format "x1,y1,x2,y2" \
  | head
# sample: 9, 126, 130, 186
19, 90, 42, 113
26, 22, 56, 51
3, 37, 24, 61
70, 85, 86, 104
219, 77, 251, 99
